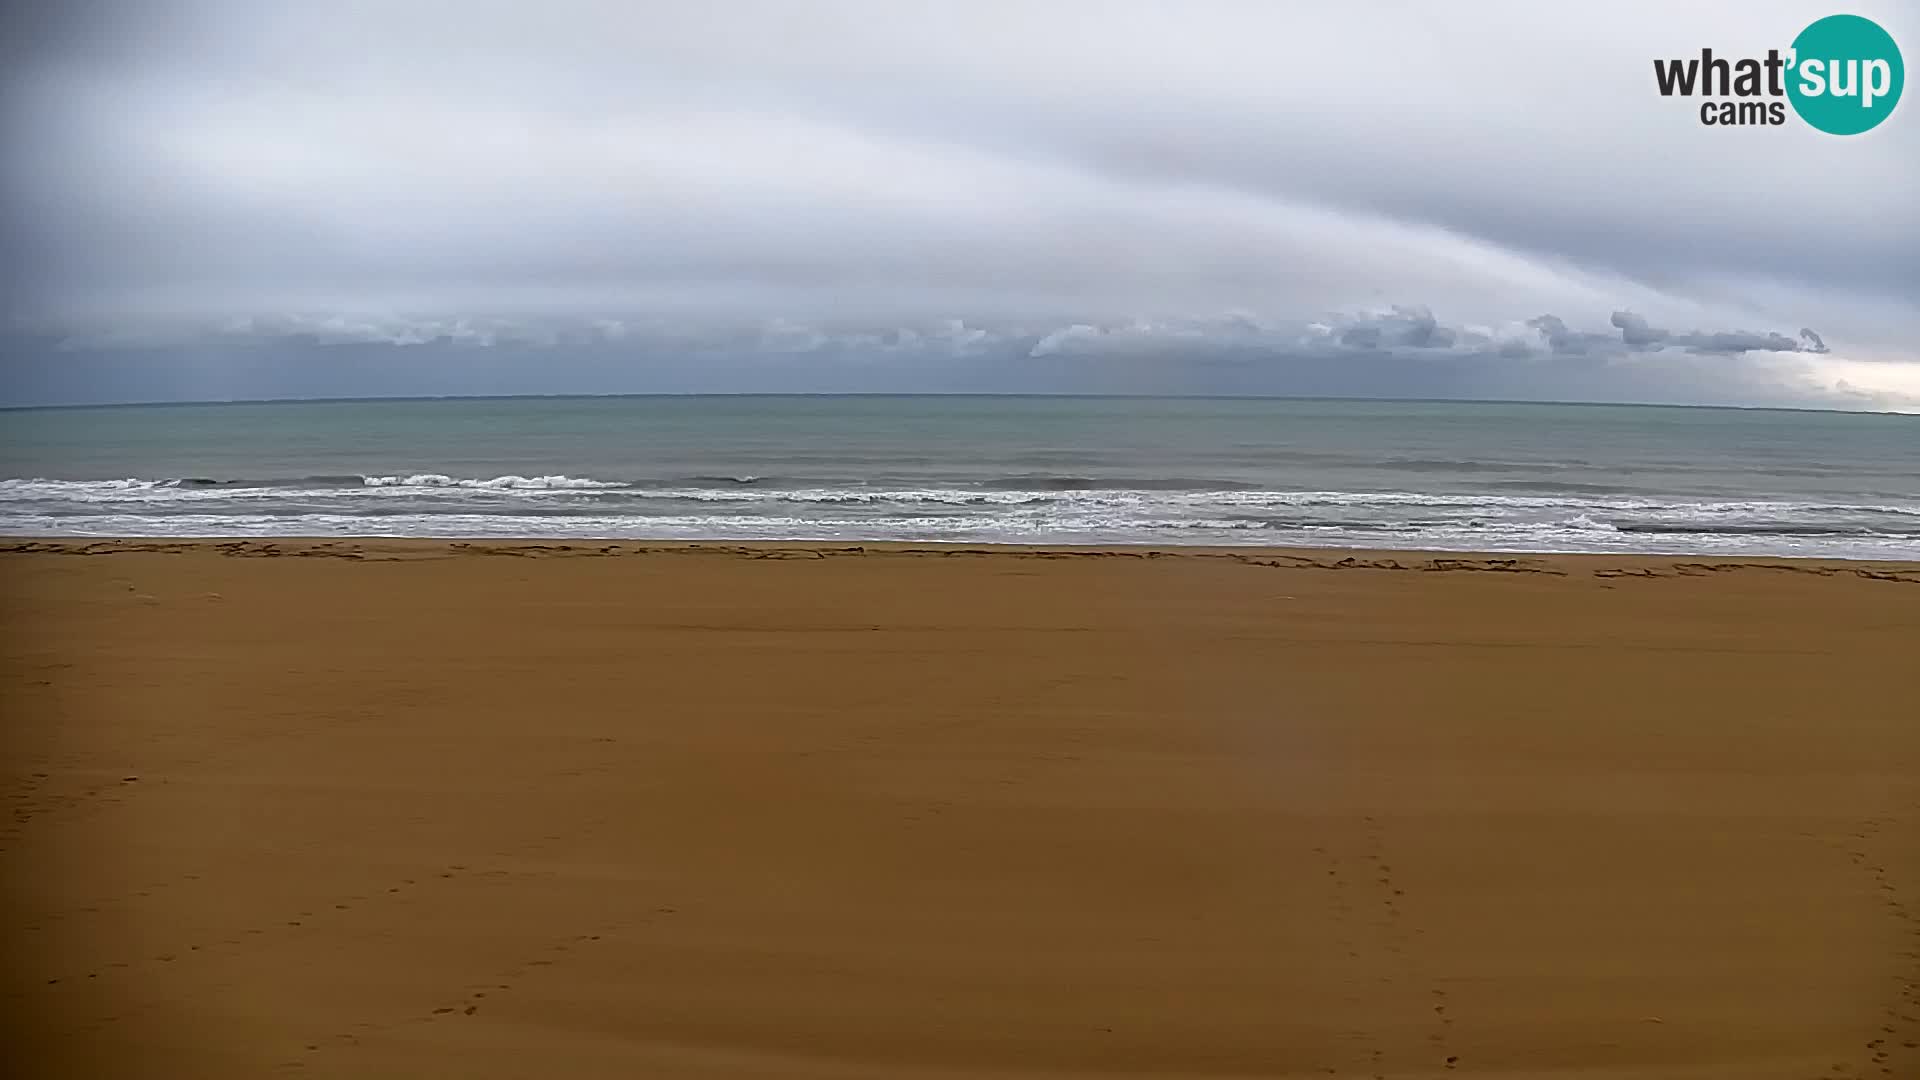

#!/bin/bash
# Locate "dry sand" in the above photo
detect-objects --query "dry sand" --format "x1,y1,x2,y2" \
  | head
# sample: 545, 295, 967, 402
3, 538, 1918, 1079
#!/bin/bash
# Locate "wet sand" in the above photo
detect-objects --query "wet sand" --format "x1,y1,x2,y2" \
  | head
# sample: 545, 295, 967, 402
3, 539, 1918, 1079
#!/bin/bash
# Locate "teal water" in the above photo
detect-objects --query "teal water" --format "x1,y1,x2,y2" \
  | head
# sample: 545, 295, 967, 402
2, 395, 1916, 557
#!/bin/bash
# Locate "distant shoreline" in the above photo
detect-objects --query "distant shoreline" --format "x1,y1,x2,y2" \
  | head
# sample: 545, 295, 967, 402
7, 536, 1918, 578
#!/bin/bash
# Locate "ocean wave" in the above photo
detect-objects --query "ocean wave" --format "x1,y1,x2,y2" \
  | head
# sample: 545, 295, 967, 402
980, 474, 1260, 491
0, 477, 173, 494
678, 474, 772, 486
360, 473, 626, 490
7, 507, 1919, 561
1485, 480, 1636, 495
1377, 457, 1569, 474
1613, 522, 1920, 537
0, 473, 634, 494
7, 475, 1920, 518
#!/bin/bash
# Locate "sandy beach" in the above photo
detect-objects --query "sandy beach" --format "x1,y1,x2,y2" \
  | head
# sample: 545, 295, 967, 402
3, 538, 1917, 1079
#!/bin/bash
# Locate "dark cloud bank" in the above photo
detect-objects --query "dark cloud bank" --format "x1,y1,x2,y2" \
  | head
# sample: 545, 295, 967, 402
5, 307, 1878, 411
2, 1, 1914, 409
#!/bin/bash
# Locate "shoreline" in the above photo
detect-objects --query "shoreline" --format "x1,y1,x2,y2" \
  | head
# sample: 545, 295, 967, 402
5, 535, 1919, 579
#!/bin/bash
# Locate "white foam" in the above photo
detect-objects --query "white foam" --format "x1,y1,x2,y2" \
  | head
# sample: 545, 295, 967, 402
0, 478, 170, 496
359, 474, 624, 490
1562, 513, 1621, 532
6, 508, 1917, 561
4, 473, 1918, 560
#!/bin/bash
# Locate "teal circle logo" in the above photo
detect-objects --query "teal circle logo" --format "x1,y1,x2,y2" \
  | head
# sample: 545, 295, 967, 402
1788, 14, 1903, 134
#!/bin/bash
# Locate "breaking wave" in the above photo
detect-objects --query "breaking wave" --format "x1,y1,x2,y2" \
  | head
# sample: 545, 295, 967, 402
4, 470, 1919, 559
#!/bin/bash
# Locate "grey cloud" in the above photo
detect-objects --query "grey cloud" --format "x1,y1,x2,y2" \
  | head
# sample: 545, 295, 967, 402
1, 1, 1915, 410
1526, 315, 1574, 351
17, 306, 1844, 370
1526, 315, 1613, 356
9, 324, 1887, 412
1610, 310, 1828, 354
1675, 329, 1802, 354
1328, 306, 1456, 351
1028, 325, 1100, 358
1610, 311, 1669, 348
1311, 308, 1825, 362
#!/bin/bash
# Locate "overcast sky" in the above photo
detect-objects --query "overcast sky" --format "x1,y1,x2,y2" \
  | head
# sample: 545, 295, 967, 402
2, 1, 1915, 408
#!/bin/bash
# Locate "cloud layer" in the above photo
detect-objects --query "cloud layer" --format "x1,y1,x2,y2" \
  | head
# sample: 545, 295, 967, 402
2, 1, 1916, 408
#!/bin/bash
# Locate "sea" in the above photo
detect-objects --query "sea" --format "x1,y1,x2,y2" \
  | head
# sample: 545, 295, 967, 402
2, 395, 1916, 559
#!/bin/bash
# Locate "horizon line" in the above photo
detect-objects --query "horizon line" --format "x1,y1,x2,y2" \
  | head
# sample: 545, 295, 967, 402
0, 390, 1909, 419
